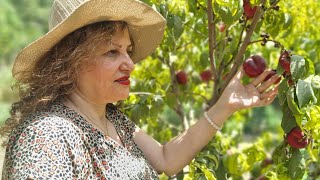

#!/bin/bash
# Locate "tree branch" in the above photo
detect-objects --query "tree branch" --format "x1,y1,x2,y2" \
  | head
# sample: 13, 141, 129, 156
209, 0, 267, 106
156, 55, 187, 130
207, 0, 218, 81
248, 39, 284, 49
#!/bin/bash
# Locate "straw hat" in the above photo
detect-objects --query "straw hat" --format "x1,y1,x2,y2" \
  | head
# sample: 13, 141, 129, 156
12, 0, 166, 81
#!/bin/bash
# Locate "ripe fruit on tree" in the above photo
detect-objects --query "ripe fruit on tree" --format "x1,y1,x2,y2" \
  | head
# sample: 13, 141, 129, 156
200, 70, 212, 82
176, 70, 188, 85
243, 0, 257, 19
286, 127, 309, 149
218, 22, 226, 32
279, 50, 291, 73
243, 55, 267, 78
263, 70, 281, 84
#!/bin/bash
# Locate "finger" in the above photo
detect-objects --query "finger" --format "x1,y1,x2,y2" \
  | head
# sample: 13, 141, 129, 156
260, 85, 279, 100
251, 69, 273, 87
264, 90, 278, 105
257, 73, 281, 93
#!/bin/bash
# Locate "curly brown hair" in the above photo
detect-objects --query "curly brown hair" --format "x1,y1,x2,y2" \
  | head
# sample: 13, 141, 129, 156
0, 21, 130, 146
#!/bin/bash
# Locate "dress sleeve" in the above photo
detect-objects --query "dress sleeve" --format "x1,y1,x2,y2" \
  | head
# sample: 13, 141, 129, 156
2, 115, 86, 180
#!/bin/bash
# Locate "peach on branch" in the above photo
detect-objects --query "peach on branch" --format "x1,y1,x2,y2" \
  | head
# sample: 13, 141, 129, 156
218, 22, 226, 32
286, 127, 309, 149
176, 70, 188, 85
200, 70, 213, 82
243, 0, 257, 19
279, 50, 291, 73
243, 55, 267, 78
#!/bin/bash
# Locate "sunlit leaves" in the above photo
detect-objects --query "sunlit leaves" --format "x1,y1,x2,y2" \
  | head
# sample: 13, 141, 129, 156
264, 10, 286, 38
222, 143, 266, 176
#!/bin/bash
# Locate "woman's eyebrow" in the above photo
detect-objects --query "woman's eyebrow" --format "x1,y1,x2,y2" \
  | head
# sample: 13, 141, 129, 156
111, 42, 133, 49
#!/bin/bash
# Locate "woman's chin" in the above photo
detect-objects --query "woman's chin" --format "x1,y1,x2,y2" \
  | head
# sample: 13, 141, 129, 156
110, 94, 130, 103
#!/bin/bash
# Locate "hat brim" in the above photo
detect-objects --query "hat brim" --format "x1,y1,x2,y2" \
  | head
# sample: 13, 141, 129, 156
12, 0, 166, 81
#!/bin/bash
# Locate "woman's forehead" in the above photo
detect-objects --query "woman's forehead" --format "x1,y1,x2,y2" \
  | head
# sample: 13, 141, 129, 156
105, 28, 132, 47
93, 28, 132, 52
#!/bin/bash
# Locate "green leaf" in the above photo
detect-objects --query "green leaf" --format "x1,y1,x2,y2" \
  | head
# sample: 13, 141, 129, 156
281, 105, 297, 134
158, 4, 168, 19
290, 55, 306, 81
201, 152, 219, 170
288, 149, 306, 180
167, 14, 174, 29
304, 105, 320, 130
201, 167, 216, 180
296, 79, 316, 107
233, 2, 243, 21
282, 13, 293, 30
265, 10, 285, 38
278, 79, 289, 106
173, 15, 184, 39
243, 145, 266, 165
131, 104, 149, 122
193, 161, 217, 180
219, 7, 233, 26
305, 57, 315, 75
254, 19, 263, 34
165, 92, 176, 109
286, 87, 303, 115
214, 158, 228, 180
268, 24, 280, 39
272, 141, 288, 164
200, 52, 209, 69
311, 75, 320, 89
215, 0, 228, 6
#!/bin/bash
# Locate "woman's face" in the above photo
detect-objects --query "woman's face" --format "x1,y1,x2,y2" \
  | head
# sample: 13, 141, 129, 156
76, 27, 135, 104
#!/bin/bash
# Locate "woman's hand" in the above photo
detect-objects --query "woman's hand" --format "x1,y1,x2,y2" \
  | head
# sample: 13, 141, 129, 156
217, 67, 280, 114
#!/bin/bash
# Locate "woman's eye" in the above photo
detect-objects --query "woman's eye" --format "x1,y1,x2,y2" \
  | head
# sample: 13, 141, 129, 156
105, 50, 118, 57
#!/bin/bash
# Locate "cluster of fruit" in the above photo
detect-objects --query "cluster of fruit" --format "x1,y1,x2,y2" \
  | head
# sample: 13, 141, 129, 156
175, 69, 213, 85
243, 52, 309, 149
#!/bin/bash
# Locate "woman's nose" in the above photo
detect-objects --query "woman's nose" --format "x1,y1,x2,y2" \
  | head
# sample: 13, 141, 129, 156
120, 54, 135, 72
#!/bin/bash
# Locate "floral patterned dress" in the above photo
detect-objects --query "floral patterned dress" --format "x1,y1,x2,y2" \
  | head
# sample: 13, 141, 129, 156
2, 99, 159, 180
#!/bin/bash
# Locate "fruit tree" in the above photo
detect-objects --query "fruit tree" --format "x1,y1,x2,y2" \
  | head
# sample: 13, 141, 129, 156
1, 1, 319, 179
122, 0, 320, 179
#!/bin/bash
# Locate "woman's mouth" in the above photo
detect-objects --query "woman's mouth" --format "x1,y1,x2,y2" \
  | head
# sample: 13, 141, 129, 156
115, 76, 130, 85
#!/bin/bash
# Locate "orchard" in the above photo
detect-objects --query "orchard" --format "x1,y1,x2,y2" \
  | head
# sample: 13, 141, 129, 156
0, 0, 319, 179
123, 0, 320, 179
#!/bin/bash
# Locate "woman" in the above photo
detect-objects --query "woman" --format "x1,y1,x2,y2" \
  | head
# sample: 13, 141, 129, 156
1, 0, 280, 179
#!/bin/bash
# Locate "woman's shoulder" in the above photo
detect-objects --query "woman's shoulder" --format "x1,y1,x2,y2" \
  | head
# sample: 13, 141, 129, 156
21, 109, 74, 131
9, 106, 81, 145
3, 109, 85, 179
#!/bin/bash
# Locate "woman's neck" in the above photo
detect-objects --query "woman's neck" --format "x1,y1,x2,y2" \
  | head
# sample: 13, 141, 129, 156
65, 89, 107, 122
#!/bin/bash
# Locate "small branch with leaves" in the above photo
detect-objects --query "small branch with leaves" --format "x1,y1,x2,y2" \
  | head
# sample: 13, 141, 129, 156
208, 0, 267, 107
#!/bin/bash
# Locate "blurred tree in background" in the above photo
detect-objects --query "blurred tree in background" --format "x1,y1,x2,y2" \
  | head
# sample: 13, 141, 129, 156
0, 0, 52, 123
0, 0, 319, 179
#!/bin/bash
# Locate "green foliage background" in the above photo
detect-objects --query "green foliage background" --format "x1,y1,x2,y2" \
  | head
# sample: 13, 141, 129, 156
0, 0, 319, 179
